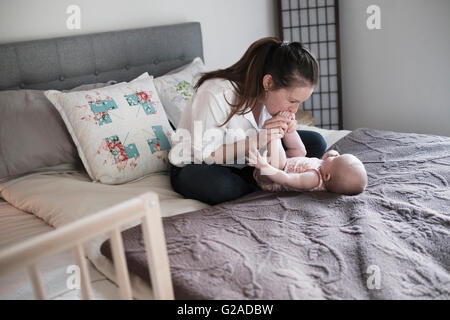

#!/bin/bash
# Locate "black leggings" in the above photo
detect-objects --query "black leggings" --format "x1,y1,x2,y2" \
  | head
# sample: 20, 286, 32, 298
170, 130, 327, 205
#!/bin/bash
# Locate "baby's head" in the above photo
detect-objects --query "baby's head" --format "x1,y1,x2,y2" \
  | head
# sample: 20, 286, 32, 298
320, 154, 367, 195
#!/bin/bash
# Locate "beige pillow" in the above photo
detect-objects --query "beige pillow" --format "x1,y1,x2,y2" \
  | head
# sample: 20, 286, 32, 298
0, 81, 115, 179
154, 57, 206, 128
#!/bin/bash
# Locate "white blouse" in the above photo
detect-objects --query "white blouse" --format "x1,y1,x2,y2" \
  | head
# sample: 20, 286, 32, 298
168, 78, 272, 168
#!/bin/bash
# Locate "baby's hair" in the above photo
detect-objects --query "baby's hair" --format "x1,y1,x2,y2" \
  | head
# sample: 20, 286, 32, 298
325, 155, 368, 195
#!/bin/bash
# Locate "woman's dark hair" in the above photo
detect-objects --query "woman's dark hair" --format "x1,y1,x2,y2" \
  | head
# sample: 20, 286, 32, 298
195, 37, 319, 127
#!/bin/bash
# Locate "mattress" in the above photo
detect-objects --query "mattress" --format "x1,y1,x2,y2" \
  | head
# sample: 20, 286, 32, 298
0, 126, 351, 299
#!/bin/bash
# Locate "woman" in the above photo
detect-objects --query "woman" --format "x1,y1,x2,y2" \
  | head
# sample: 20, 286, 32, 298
168, 37, 327, 205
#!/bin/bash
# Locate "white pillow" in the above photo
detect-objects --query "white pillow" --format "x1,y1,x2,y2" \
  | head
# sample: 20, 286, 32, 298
45, 74, 174, 184
154, 57, 206, 128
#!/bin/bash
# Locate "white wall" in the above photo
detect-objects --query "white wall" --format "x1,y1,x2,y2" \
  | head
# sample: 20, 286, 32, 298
0, 0, 278, 71
339, 0, 450, 137
2, 0, 449, 137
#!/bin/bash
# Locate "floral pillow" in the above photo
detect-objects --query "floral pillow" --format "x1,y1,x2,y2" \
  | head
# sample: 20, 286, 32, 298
45, 74, 174, 184
154, 57, 206, 128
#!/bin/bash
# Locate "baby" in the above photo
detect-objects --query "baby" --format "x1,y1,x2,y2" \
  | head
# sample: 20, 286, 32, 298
247, 113, 368, 195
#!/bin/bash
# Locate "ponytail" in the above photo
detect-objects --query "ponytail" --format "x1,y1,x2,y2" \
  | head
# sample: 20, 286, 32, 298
195, 37, 319, 127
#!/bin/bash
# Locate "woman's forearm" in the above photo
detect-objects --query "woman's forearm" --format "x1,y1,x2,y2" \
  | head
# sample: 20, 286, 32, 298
208, 127, 286, 165
282, 130, 306, 157
208, 135, 259, 164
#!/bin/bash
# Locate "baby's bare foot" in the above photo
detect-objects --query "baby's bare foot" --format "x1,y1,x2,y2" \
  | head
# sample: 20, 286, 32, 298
279, 111, 292, 119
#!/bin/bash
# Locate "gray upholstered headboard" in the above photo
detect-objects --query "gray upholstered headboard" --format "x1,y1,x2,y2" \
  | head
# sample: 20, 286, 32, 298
0, 22, 203, 91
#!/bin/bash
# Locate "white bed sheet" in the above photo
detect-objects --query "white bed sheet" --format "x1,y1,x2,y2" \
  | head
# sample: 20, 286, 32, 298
297, 124, 351, 149
0, 126, 351, 299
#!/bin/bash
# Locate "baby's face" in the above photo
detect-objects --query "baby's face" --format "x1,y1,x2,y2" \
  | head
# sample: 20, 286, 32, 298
320, 152, 340, 176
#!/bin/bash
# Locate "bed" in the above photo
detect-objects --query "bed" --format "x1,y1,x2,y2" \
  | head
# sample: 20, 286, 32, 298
0, 22, 449, 300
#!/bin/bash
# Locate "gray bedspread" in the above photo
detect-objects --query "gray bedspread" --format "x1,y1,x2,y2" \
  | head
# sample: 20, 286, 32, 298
101, 128, 450, 299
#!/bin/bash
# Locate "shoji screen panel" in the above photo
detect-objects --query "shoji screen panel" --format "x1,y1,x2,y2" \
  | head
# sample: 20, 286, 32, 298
278, 0, 343, 130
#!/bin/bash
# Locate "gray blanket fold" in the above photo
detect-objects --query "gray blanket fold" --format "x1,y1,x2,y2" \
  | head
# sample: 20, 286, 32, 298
101, 128, 450, 299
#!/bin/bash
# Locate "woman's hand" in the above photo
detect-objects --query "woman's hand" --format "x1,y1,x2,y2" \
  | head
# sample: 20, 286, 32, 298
279, 111, 297, 134
246, 146, 270, 170
257, 114, 290, 146
276, 110, 306, 157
